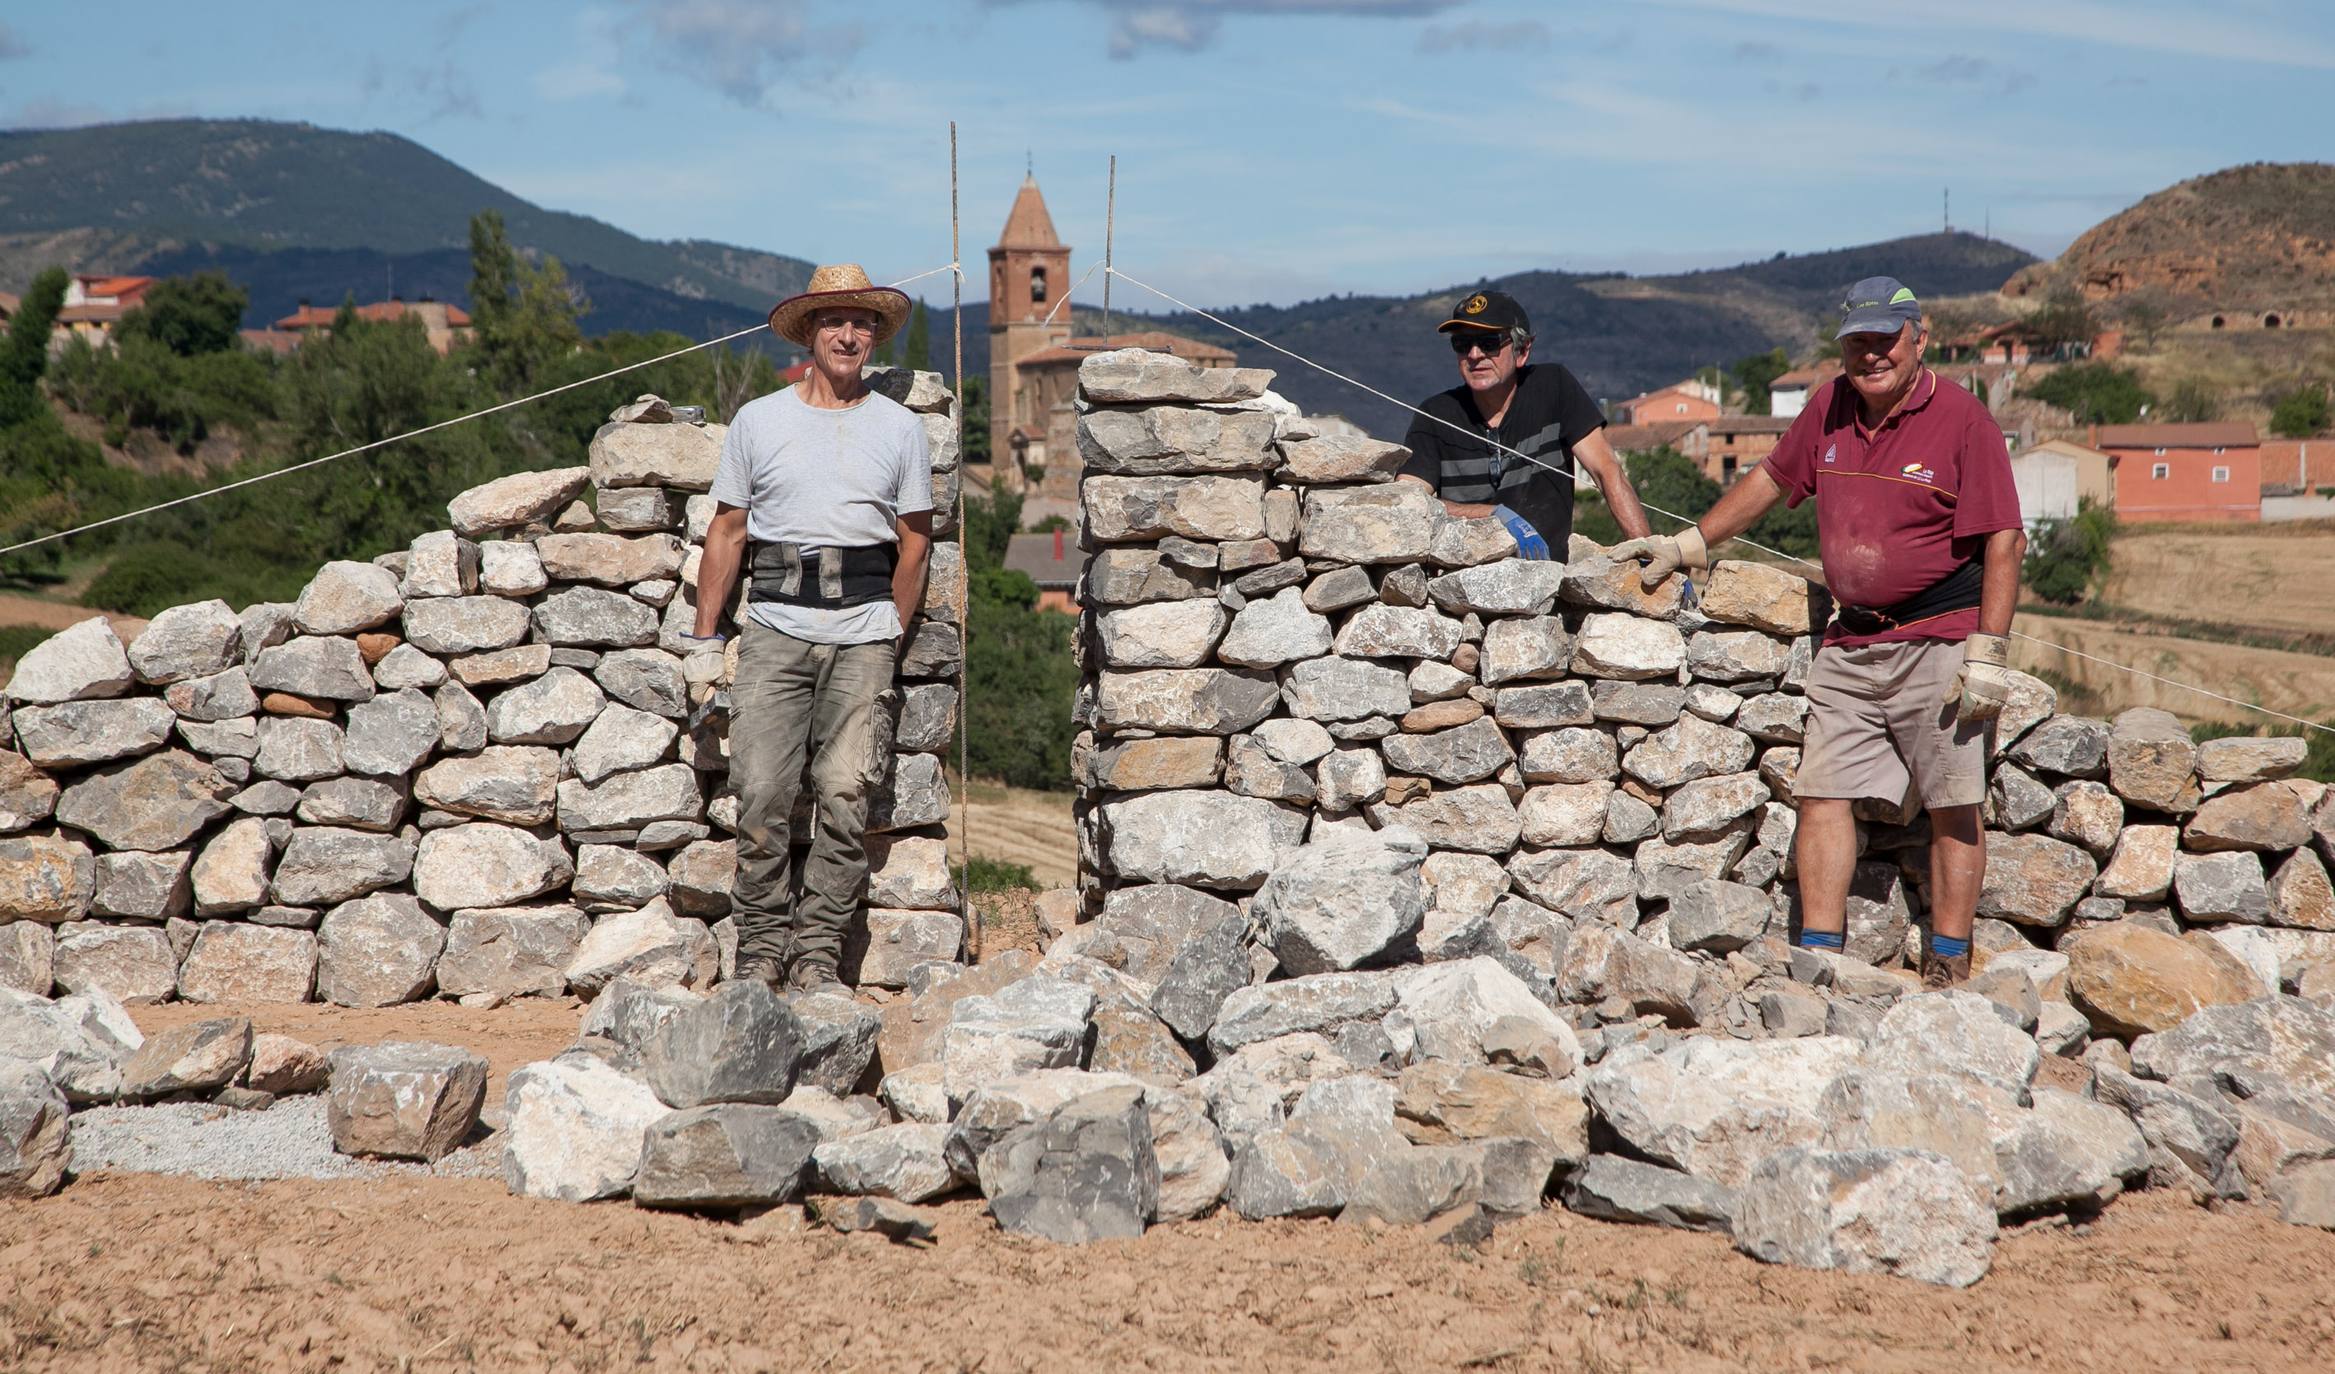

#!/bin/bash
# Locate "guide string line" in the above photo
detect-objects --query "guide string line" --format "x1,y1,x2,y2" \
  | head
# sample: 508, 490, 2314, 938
0, 261, 964, 560
1103, 264, 2335, 738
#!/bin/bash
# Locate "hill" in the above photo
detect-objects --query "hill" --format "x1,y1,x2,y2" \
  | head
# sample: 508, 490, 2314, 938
1126, 231, 2035, 436
2005, 162, 2335, 308
0, 118, 811, 338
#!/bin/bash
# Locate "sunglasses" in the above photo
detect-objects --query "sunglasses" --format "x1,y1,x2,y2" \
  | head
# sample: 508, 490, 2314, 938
1448, 333, 1509, 357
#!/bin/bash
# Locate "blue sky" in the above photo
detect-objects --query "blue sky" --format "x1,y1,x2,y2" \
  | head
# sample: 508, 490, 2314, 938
4, 1, 2331, 310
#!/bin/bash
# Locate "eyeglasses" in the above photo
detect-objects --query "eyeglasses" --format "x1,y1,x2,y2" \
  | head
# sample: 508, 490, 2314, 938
1448, 333, 1509, 357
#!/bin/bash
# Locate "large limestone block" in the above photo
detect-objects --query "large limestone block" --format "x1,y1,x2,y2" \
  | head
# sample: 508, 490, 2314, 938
2096, 824, 2177, 902
1205, 971, 1401, 1059
1696, 560, 1815, 635
532, 587, 660, 648
589, 418, 722, 491
1277, 433, 1408, 484
0, 1061, 70, 1198
339, 687, 439, 778
485, 666, 607, 746
1085, 475, 1266, 542
1217, 589, 1331, 669
564, 899, 718, 994
1583, 1036, 1865, 1188
1095, 600, 1229, 669
1864, 990, 2040, 1090
1511, 847, 1639, 927
328, 1041, 488, 1161
1427, 559, 1567, 617
1094, 668, 1280, 735
0, 753, 60, 835
252, 717, 343, 784
978, 1083, 1161, 1243
1297, 483, 1441, 564
634, 1103, 822, 1211
1077, 348, 1272, 404
1478, 617, 1575, 685
1572, 613, 1687, 681
249, 636, 375, 703
643, 980, 805, 1108
1731, 1147, 1996, 1288
12, 698, 176, 768
1388, 956, 1579, 1073
2173, 851, 2272, 923
1076, 405, 1278, 475
556, 762, 704, 832
811, 1121, 957, 1202
1362, 783, 1521, 855
0, 835, 97, 923
128, 600, 244, 685
1561, 554, 1685, 618
1256, 828, 1428, 976
1080, 735, 1223, 792
0, 985, 141, 1100
537, 533, 687, 587
1381, 717, 1512, 786
177, 923, 317, 1003
90, 851, 189, 920
1279, 656, 1410, 723
1084, 548, 1213, 606
2197, 736, 2309, 784
0, 924, 54, 995
1097, 791, 1305, 889
1977, 833, 2098, 928
437, 905, 592, 999
2128, 997, 2335, 1107
1622, 713, 1755, 788
415, 822, 573, 912
51, 922, 176, 1004
117, 1016, 252, 1100
53, 750, 234, 852
402, 596, 534, 656
413, 745, 561, 825
855, 908, 965, 989
1334, 604, 1464, 660
401, 530, 480, 599
2062, 924, 2259, 1037
448, 466, 591, 536
2106, 707, 2200, 813
318, 893, 446, 1007
503, 1053, 671, 1201
269, 827, 415, 906
2184, 782, 2311, 854
294, 561, 404, 636
4, 618, 132, 705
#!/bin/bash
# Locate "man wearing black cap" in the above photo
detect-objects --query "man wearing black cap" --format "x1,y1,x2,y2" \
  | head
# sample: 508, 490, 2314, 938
1610, 276, 2025, 988
1397, 289, 1653, 558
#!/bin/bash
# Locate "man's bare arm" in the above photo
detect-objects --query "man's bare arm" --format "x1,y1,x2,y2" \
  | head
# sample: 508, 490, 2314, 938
692, 506, 748, 638
1572, 430, 1652, 540
892, 510, 933, 630
1976, 526, 2027, 637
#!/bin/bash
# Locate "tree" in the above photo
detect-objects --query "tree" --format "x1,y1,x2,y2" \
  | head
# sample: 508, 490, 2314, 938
2024, 501, 2115, 605
467, 211, 515, 341
466, 209, 585, 392
960, 374, 991, 466
1730, 348, 1790, 416
2025, 363, 2153, 425
2028, 288, 2097, 352
0, 266, 67, 429
115, 271, 248, 356
2119, 288, 2172, 351
2270, 383, 2330, 438
904, 301, 931, 371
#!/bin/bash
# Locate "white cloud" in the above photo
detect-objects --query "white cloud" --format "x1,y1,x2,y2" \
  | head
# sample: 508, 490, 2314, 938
624, 0, 864, 107
1002, 0, 1466, 58
1417, 19, 1550, 53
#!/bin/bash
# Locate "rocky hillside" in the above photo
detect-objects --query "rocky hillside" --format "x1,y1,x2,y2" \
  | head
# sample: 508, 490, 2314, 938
2005, 162, 2335, 306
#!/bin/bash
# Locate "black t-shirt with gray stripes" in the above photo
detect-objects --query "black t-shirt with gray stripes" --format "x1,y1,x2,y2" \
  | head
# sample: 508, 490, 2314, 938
1398, 363, 1606, 552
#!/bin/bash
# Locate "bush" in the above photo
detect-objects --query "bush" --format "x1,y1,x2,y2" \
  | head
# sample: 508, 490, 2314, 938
967, 856, 1040, 893
2270, 384, 2330, 439
82, 543, 201, 616
2023, 501, 2115, 605
2025, 364, 2153, 424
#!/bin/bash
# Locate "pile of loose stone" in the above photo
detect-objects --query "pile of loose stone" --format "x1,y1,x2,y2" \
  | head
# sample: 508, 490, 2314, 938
0, 369, 967, 1010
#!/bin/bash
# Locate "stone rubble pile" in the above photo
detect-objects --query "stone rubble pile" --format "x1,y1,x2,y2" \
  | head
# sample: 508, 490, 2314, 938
0, 371, 968, 1009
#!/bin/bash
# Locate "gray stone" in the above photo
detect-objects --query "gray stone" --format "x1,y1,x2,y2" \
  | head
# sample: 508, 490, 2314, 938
1623, 713, 1756, 789
91, 850, 190, 920
1517, 727, 1617, 785
0, 1060, 69, 1198
1216, 588, 1332, 669
327, 1041, 488, 1161
2009, 715, 2111, 779
1084, 474, 1266, 542
502, 1052, 671, 1201
1512, 847, 1638, 927
411, 746, 561, 826
940, 976, 1096, 1105
1096, 790, 1303, 889
0, 924, 53, 995
434, 681, 487, 753
1518, 782, 1612, 847
483, 667, 605, 746
292, 561, 405, 637
1256, 827, 1428, 977
11, 698, 177, 768
1224, 1075, 1408, 1219
449, 466, 591, 537
1095, 600, 1228, 669
1478, 617, 1575, 685
536, 532, 685, 587
1335, 604, 1464, 660
594, 648, 689, 718
173, 922, 314, 1003
2129, 997, 2335, 1107
128, 600, 243, 685
565, 899, 719, 994
1990, 1087, 2148, 1215
642, 979, 805, 1108
812, 1121, 957, 1201
974, 1082, 1160, 1242
1364, 783, 1522, 856
1731, 1147, 1996, 1288
1280, 656, 1411, 723
1564, 1155, 1735, 1233
2186, 782, 2312, 854
1094, 668, 1281, 735
1865, 990, 2040, 1090
2197, 735, 2310, 784
269, 827, 414, 906
1669, 879, 1773, 954
1979, 833, 2098, 927
165, 667, 259, 722
635, 1104, 823, 1210
1278, 432, 1409, 483
249, 636, 375, 703
557, 763, 704, 833
533, 586, 660, 648
436, 905, 591, 999
589, 418, 722, 491
1590, 679, 1686, 726
119, 1017, 253, 1101
855, 909, 963, 989
50, 923, 175, 1004
54, 749, 235, 851
1381, 717, 1512, 786
316, 891, 445, 1006
1207, 971, 1401, 1058
2106, 707, 2200, 814
0, 753, 60, 835
252, 716, 343, 785
1664, 772, 1770, 841
4, 618, 132, 705
296, 776, 405, 832
2174, 851, 2272, 923
1078, 405, 1277, 475
1297, 483, 1440, 564
338, 688, 437, 778
1584, 1035, 1864, 1187
1492, 682, 1594, 730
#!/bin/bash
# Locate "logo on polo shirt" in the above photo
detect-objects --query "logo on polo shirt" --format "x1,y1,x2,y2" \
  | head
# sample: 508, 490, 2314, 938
1822, 444, 1836, 464
1899, 460, 1936, 484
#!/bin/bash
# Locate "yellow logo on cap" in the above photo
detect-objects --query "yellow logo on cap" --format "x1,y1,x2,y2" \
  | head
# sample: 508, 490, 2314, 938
1463, 294, 1488, 315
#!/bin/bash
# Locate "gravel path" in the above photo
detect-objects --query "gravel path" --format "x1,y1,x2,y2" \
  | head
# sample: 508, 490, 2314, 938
68, 1098, 503, 1182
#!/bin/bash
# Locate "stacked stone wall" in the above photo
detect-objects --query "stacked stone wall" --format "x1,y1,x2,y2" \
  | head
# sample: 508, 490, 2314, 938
1070, 348, 2335, 1020
0, 368, 969, 1005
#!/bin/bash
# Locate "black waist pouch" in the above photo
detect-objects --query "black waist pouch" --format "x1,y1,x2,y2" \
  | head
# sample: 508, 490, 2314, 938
1835, 558, 1982, 635
746, 540, 897, 609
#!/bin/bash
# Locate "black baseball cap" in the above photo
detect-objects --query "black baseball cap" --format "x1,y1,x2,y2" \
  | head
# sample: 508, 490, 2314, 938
1836, 276, 1922, 339
1439, 289, 1529, 336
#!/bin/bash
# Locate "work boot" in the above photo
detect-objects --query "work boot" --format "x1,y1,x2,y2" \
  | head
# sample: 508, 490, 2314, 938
1920, 949, 1972, 990
736, 955, 786, 991
785, 958, 847, 996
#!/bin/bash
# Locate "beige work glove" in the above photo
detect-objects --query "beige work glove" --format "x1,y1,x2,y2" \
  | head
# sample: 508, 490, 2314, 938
1608, 526, 1710, 590
1947, 633, 2014, 723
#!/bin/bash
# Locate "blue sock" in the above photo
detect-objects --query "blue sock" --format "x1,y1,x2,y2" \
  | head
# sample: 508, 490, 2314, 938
1929, 933, 1971, 959
1798, 930, 1844, 951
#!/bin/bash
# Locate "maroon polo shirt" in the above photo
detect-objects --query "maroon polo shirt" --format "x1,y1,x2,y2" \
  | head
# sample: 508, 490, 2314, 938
1761, 369, 2021, 647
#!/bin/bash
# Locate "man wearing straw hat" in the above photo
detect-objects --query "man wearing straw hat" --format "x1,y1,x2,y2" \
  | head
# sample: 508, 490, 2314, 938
689, 265, 934, 994
1610, 277, 2025, 988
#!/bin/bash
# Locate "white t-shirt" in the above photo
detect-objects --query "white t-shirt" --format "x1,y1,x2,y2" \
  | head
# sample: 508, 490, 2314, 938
709, 385, 934, 645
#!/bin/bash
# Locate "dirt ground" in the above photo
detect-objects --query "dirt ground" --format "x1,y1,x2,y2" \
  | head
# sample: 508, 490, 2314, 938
956, 777, 1078, 889
2103, 523, 2335, 639
8, 998, 2335, 1373
2012, 615, 2335, 725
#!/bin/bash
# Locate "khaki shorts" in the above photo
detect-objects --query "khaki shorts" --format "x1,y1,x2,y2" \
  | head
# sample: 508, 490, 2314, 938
1793, 639, 1990, 810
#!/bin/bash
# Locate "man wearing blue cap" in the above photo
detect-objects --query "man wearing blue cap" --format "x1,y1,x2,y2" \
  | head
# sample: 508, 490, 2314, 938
1611, 277, 2025, 988
1398, 289, 1653, 557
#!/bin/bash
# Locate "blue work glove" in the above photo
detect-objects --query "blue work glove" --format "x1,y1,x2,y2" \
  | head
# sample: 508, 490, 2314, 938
1492, 505, 1552, 561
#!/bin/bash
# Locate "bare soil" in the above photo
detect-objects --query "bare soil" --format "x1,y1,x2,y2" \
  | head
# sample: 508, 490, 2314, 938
955, 778, 1078, 889
2012, 616, 2335, 725
2103, 523, 2335, 639
10, 998, 2334, 1373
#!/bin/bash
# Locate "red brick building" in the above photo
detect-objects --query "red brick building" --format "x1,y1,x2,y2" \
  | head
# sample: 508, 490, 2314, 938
2094, 421, 2262, 523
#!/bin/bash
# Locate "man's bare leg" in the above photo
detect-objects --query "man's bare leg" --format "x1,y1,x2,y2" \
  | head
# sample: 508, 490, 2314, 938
1792, 798, 1858, 944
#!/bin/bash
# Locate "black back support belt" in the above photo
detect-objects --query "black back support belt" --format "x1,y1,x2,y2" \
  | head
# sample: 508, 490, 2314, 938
1835, 558, 1983, 635
746, 539, 897, 609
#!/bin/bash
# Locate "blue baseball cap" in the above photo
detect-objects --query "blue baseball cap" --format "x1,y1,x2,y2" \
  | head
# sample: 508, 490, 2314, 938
1836, 276, 1922, 339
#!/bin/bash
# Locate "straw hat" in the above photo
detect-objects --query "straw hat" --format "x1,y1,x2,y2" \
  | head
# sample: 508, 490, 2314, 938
767, 264, 913, 348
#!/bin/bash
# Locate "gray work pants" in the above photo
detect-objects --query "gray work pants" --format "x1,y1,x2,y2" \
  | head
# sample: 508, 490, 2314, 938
728, 621, 896, 970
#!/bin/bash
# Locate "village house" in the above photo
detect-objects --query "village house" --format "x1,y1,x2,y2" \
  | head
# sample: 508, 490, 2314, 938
273, 297, 474, 356
1766, 360, 1840, 419
1700, 414, 1794, 487
1610, 378, 1720, 425
1603, 419, 1709, 467
1002, 528, 1081, 613
2094, 421, 2262, 523
2259, 438, 2335, 494
2010, 438, 2115, 526
54, 273, 154, 347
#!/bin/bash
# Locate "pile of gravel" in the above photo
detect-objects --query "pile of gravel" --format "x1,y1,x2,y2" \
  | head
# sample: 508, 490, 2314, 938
69, 1098, 502, 1182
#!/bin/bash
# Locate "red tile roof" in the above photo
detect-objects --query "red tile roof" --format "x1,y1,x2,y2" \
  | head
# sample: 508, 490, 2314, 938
276, 300, 474, 331
996, 174, 1065, 250
1605, 420, 1705, 451
1018, 331, 1237, 368
2094, 422, 2259, 449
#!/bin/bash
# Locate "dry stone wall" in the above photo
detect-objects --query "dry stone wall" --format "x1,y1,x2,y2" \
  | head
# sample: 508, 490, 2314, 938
0, 369, 968, 1005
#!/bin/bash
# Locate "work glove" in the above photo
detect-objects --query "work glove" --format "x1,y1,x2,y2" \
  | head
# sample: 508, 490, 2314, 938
1946, 633, 2014, 723
1609, 526, 1710, 589
1491, 505, 1551, 561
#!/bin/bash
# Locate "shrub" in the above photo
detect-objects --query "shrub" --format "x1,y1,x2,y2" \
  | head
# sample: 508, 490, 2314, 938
2023, 501, 2116, 605
2025, 364, 2153, 425
967, 856, 1041, 893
